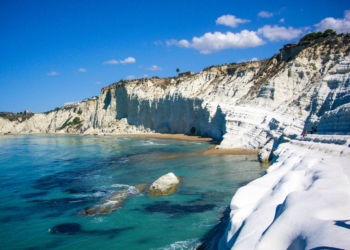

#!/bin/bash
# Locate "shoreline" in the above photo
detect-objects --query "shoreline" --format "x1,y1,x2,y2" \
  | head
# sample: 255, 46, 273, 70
111, 133, 258, 155
110, 133, 214, 142
202, 147, 258, 155
1, 132, 259, 155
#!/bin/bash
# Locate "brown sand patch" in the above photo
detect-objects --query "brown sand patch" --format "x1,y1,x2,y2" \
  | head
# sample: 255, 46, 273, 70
203, 147, 258, 155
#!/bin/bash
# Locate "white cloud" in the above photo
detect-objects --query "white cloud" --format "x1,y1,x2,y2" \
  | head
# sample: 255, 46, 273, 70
95, 81, 101, 84
78, 68, 87, 73
103, 59, 119, 65
166, 39, 178, 46
314, 10, 350, 33
126, 74, 148, 80
148, 65, 162, 71
279, 18, 285, 23
216, 14, 250, 28
47, 71, 59, 76
103, 57, 136, 65
126, 75, 136, 80
177, 39, 191, 48
120, 57, 136, 64
176, 30, 265, 54
239, 57, 259, 63
258, 11, 273, 18
257, 25, 303, 41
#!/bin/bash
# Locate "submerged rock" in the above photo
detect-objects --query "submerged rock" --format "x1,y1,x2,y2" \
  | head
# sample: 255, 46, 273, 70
50, 222, 134, 236
51, 223, 81, 234
148, 172, 180, 196
81, 185, 142, 216
135, 183, 149, 193
143, 201, 216, 216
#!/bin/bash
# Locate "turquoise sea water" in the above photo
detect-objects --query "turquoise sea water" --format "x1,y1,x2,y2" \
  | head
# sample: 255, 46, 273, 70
0, 135, 265, 250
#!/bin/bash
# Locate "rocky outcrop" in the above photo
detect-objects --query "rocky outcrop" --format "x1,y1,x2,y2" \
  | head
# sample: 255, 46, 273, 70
219, 136, 350, 249
1, 35, 350, 153
148, 173, 180, 196
81, 185, 142, 216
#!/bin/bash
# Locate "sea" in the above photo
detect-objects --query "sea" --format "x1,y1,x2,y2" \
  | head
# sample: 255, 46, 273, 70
0, 134, 266, 250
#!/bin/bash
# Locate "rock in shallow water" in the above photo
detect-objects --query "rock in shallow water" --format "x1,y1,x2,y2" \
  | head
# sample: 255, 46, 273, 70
51, 223, 81, 234
81, 185, 144, 216
50, 223, 134, 236
148, 172, 180, 196
142, 201, 216, 216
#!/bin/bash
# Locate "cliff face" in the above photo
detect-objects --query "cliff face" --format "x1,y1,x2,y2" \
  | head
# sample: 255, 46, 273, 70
1, 35, 350, 150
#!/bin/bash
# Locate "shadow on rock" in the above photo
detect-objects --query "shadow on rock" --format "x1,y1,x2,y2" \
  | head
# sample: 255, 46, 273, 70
196, 206, 231, 250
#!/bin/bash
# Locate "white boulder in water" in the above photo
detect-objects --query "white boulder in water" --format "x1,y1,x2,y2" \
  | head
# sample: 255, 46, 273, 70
148, 172, 180, 196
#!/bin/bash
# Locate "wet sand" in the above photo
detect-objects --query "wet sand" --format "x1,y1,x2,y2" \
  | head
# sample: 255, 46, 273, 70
203, 147, 258, 155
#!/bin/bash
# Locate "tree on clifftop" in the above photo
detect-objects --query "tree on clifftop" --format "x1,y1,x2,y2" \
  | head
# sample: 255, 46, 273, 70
300, 29, 337, 43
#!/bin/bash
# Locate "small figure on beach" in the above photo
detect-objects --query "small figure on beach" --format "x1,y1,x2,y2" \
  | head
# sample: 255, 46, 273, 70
302, 129, 307, 138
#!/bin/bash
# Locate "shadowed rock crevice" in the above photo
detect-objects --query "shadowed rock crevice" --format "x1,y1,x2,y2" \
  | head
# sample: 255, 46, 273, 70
196, 206, 231, 250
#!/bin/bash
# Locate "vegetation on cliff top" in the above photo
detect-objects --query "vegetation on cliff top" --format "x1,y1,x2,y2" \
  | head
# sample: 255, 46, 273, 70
0, 112, 34, 122
299, 29, 337, 44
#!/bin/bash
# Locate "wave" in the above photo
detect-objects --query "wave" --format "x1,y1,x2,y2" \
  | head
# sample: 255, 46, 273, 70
110, 184, 130, 188
93, 191, 107, 197
155, 238, 200, 250
140, 141, 170, 146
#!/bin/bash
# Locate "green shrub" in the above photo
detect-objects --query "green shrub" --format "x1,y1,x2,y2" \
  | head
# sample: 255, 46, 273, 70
59, 118, 72, 130
72, 117, 81, 125
77, 109, 82, 115
300, 29, 337, 43
59, 117, 82, 130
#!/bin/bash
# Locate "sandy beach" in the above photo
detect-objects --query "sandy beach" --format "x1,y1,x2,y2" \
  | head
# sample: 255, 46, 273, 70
202, 147, 259, 155
111, 133, 258, 155
111, 133, 214, 142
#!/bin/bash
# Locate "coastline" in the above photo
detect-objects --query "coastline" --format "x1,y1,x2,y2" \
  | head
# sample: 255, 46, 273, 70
2, 133, 259, 155
111, 133, 259, 155
1, 132, 260, 156
110, 133, 214, 142
203, 147, 258, 155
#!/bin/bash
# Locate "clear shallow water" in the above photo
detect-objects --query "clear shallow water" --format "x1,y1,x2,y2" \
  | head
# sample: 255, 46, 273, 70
0, 135, 265, 250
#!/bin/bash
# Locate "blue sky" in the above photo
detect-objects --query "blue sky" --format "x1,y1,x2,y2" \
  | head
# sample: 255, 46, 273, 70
1, 0, 350, 113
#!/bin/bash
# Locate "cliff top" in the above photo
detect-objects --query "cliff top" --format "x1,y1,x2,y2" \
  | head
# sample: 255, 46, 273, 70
100, 33, 350, 93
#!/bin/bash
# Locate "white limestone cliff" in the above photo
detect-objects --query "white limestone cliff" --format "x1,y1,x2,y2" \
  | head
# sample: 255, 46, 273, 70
2, 36, 349, 154
218, 135, 350, 250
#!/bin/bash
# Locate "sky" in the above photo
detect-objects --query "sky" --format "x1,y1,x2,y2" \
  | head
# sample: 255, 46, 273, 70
1, 0, 350, 113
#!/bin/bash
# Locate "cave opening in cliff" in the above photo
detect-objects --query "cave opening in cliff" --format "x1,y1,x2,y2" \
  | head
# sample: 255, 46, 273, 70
190, 126, 196, 134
